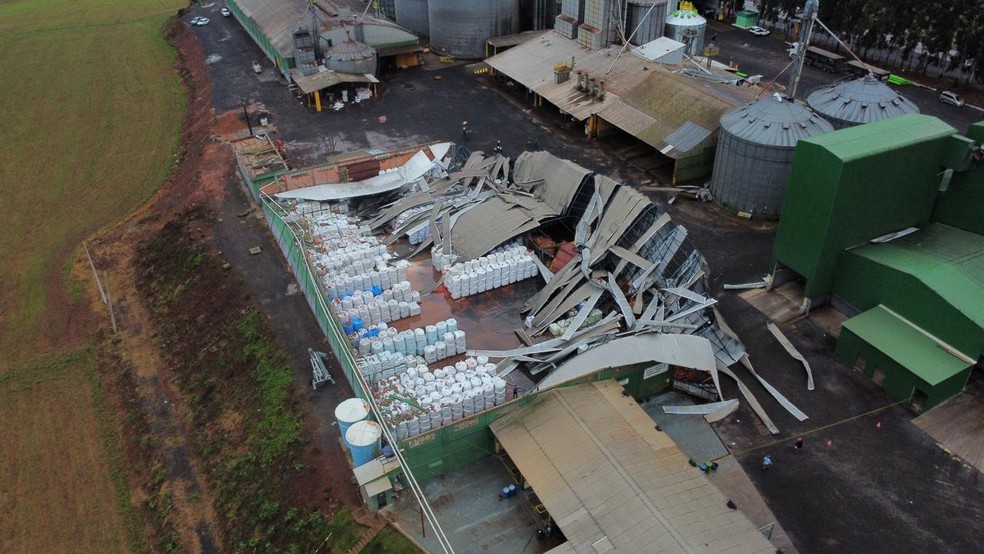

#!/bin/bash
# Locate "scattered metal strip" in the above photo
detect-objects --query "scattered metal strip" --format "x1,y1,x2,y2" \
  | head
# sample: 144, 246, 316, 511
767, 322, 815, 391
741, 354, 809, 421
665, 299, 717, 323
717, 362, 780, 435
612, 213, 672, 277
663, 399, 739, 415
704, 399, 741, 423
561, 288, 605, 340
607, 273, 636, 329
662, 287, 709, 304
610, 246, 654, 272
635, 320, 700, 330
723, 281, 768, 291
530, 253, 554, 281
495, 359, 520, 377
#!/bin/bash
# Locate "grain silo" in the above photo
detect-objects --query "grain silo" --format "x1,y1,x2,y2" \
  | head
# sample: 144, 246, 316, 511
806, 74, 919, 130
395, 0, 429, 36
709, 96, 834, 219
627, 0, 667, 45
664, 6, 705, 55
324, 37, 378, 74
428, 0, 520, 59
376, 0, 397, 20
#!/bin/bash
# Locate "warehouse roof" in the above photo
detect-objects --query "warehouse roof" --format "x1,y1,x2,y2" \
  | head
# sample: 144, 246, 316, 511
485, 32, 758, 156
841, 305, 972, 385
848, 223, 984, 339
289, 68, 379, 94
230, 0, 419, 61
490, 381, 775, 554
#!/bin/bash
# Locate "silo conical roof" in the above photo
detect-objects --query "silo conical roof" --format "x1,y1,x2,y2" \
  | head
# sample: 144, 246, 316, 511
666, 9, 705, 26
719, 95, 834, 147
806, 75, 919, 126
325, 37, 376, 62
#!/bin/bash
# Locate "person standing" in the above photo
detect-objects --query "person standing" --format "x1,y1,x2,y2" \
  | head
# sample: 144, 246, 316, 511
762, 455, 773, 471
794, 437, 804, 451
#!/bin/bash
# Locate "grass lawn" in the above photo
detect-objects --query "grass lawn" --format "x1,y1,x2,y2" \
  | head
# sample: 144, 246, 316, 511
0, 0, 186, 551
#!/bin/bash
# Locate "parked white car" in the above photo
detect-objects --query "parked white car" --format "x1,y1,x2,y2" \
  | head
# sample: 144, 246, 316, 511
195, 17, 210, 26
221, 7, 231, 17
939, 91, 965, 107
749, 26, 770, 36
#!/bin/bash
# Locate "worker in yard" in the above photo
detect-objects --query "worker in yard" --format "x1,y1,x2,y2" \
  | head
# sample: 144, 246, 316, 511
762, 455, 773, 471
461, 121, 470, 139
494, 140, 503, 155
794, 437, 804, 451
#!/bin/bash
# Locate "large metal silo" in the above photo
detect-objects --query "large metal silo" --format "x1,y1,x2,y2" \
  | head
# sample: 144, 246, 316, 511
664, 8, 705, 55
324, 38, 378, 74
377, 0, 397, 20
627, 0, 666, 45
395, 0, 430, 36
428, 0, 520, 59
709, 96, 834, 219
807, 74, 919, 130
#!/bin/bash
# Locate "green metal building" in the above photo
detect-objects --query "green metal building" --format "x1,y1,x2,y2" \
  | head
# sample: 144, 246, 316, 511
772, 115, 984, 409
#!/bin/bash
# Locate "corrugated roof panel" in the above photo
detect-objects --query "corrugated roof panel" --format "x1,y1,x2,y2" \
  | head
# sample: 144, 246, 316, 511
807, 75, 919, 127
490, 381, 774, 553
661, 121, 713, 155
719, 96, 833, 147
536, 334, 717, 389
486, 31, 756, 142
841, 305, 971, 385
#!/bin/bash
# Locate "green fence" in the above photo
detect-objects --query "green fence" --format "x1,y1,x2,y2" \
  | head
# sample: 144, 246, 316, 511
238, 165, 367, 400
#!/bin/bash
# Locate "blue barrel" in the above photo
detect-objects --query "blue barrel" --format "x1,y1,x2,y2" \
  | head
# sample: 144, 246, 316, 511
345, 420, 382, 467
335, 398, 370, 441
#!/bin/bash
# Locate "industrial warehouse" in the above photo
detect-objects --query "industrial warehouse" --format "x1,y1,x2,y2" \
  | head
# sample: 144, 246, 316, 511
209, 0, 984, 552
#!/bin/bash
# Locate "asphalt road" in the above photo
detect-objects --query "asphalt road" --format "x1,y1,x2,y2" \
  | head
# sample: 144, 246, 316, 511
709, 21, 983, 133
184, 7, 984, 553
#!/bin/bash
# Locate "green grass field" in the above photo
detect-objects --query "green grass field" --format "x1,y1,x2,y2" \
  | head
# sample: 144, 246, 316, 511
0, 0, 186, 551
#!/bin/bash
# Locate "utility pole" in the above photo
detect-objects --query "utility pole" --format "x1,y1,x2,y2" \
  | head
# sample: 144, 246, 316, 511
787, 0, 819, 100
241, 96, 253, 135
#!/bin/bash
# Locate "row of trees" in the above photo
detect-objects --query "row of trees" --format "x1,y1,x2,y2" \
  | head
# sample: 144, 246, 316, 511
754, 0, 984, 82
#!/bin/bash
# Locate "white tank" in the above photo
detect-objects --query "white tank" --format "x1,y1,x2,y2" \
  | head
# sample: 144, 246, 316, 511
335, 398, 370, 440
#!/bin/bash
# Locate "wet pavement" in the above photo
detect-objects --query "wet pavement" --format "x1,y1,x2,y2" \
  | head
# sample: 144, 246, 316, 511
387, 457, 553, 554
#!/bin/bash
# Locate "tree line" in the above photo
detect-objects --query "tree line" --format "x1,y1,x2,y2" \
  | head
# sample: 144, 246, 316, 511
755, 0, 983, 83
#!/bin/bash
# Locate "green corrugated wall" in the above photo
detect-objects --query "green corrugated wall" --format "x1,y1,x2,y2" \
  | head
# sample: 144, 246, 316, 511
836, 327, 971, 410
933, 121, 984, 235
772, 115, 955, 300
834, 251, 984, 360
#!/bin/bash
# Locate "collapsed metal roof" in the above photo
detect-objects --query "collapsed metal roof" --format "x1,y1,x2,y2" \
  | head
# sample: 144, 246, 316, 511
719, 95, 834, 147
806, 75, 919, 128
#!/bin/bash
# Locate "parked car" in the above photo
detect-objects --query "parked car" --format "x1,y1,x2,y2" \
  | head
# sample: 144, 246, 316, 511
195, 17, 210, 26
189, 16, 202, 25
221, 7, 231, 17
939, 91, 965, 108
749, 26, 770, 36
